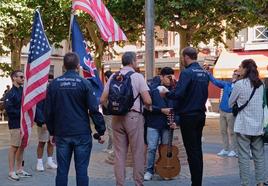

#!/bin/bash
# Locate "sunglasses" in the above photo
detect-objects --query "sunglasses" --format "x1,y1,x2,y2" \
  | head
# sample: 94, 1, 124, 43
17, 76, 24, 79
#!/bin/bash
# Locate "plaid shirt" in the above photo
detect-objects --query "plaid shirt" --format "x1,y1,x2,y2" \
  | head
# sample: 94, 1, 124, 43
229, 78, 264, 136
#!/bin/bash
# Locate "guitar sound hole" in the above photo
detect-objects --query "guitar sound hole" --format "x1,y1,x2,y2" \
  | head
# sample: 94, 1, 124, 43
167, 152, 172, 158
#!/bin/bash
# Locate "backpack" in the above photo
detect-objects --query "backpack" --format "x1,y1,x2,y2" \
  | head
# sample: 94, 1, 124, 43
107, 71, 139, 115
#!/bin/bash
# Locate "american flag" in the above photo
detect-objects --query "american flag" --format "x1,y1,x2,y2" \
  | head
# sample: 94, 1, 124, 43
72, 0, 127, 42
20, 10, 51, 148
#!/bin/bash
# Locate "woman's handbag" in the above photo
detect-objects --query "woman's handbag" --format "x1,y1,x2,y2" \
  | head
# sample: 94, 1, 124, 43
232, 102, 239, 117
232, 87, 256, 117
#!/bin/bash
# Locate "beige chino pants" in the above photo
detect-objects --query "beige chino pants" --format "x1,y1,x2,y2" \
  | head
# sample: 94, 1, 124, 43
219, 110, 237, 152
112, 111, 145, 186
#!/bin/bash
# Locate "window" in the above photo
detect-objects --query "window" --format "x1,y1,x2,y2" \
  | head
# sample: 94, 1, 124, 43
163, 31, 168, 46
254, 26, 268, 41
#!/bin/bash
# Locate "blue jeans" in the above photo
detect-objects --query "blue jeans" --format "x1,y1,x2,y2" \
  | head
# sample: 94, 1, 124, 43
146, 127, 169, 174
55, 134, 92, 186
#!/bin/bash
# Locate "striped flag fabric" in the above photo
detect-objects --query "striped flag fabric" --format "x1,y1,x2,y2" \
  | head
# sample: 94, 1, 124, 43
20, 10, 51, 148
72, 0, 127, 42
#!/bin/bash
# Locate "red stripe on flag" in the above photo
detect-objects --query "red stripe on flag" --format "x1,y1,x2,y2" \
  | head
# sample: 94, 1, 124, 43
23, 87, 47, 112
28, 59, 51, 78
72, 0, 127, 42
24, 73, 48, 99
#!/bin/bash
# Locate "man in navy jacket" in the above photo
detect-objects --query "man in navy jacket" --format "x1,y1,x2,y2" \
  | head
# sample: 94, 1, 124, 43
143, 67, 177, 181
45, 52, 106, 186
161, 47, 209, 186
4, 70, 32, 181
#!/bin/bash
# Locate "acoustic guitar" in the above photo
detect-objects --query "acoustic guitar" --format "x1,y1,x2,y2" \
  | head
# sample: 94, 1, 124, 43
155, 111, 181, 179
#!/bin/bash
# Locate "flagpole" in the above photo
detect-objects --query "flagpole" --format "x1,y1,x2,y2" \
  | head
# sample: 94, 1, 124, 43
145, 0, 155, 80
68, 8, 75, 51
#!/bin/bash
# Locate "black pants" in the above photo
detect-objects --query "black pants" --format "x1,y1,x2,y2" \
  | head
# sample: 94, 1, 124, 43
180, 113, 206, 186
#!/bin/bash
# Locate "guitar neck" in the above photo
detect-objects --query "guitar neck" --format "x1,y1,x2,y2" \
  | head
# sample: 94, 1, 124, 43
167, 111, 174, 153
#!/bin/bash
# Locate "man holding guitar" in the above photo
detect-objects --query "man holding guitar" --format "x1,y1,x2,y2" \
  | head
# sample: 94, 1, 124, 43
160, 47, 209, 186
143, 67, 178, 181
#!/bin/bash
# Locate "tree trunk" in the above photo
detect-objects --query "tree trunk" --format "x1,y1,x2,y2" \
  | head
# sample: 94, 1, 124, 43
179, 30, 191, 70
85, 22, 106, 70
10, 41, 22, 70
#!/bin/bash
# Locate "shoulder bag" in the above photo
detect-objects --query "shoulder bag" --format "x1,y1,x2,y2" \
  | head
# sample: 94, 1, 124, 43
232, 87, 256, 117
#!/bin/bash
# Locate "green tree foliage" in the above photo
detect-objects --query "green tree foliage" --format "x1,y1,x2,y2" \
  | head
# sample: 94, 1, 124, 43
0, 0, 70, 74
0, 0, 33, 70
154, 0, 266, 49
0, 0, 144, 73
105, 0, 145, 43
1, 0, 268, 75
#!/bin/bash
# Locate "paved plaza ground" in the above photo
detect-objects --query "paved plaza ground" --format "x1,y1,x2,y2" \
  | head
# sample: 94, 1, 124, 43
0, 118, 268, 186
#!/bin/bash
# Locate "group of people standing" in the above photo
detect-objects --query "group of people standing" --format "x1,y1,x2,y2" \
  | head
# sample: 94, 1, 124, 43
3, 46, 268, 186
101, 47, 210, 186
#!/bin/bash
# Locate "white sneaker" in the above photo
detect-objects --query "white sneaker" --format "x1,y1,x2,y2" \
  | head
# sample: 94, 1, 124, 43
36, 161, 45, 171
8, 172, 19, 181
217, 149, 229, 156
102, 149, 113, 154
227, 151, 237, 157
144, 172, 152, 181
16, 170, 32, 178
46, 161, 57, 169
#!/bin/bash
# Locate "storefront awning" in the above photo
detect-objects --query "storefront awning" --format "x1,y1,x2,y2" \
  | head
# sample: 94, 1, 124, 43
213, 50, 268, 78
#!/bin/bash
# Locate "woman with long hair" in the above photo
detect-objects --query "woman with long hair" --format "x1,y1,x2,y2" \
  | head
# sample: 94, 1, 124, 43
229, 59, 266, 186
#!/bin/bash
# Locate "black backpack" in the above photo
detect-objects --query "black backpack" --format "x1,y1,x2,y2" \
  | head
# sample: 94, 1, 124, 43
107, 71, 139, 115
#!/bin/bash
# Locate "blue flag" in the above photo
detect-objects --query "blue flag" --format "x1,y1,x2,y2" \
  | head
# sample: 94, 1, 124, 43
71, 15, 103, 103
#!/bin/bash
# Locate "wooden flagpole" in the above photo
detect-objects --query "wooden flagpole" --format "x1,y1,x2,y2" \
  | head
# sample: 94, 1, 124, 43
68, 10, 75, 52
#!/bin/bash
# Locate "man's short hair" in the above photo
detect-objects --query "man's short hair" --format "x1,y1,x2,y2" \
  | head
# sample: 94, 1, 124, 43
122, 52, 136, 66
104, 70, 112, 79
63, 52, 79, 70
10, 70, 23, 80
182, 47, 198, 60
160, 67, 174, 76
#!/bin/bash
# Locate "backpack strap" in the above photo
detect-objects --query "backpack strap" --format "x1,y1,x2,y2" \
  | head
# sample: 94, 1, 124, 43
125, 71, 143, 113
263, 84, 267, 108
124, 71, 135, 78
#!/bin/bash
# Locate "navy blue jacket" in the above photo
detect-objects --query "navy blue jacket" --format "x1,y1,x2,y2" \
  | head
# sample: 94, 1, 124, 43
45, 70, 106, 137
4, 86, 23, 129
35, 99, 45, 127
166, 62, 209, 115
144, 76, 176, 130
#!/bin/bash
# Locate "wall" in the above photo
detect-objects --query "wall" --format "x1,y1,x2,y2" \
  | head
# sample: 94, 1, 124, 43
0, 76, 11, 98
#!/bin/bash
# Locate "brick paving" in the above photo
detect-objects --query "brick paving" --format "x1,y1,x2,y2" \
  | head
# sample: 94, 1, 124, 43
0, 118, 267, 186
